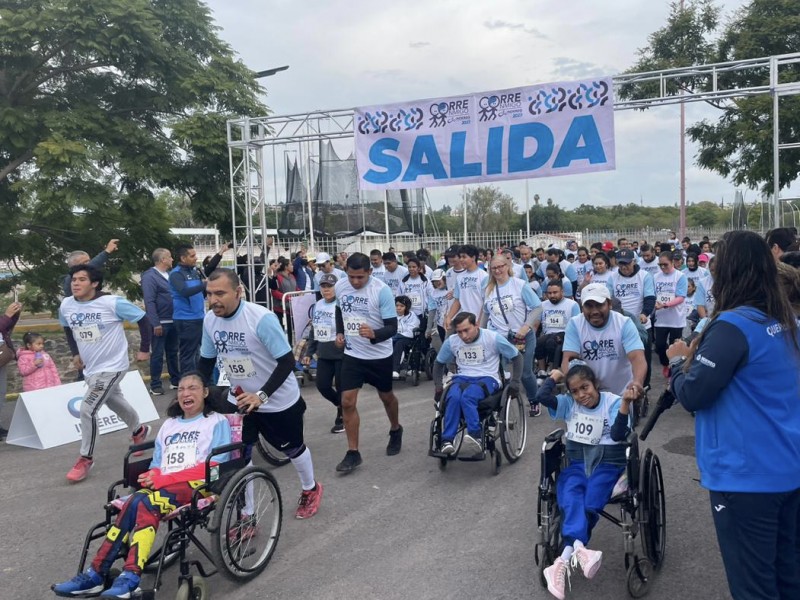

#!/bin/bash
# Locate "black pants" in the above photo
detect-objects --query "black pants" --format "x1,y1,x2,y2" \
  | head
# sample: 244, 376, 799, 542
644, 328, 653, 388
392, 337, 414, 371
709, 488, 800, 600
175, 319, 203, 375
653, 326, 682, 366
315, 357, 341, 407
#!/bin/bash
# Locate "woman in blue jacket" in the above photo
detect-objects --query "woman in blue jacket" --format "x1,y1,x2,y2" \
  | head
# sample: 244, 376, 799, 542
667, 230, 800, 600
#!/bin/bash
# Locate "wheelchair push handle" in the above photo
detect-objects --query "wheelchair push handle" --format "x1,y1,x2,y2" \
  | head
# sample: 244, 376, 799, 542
639, 389, 676, 441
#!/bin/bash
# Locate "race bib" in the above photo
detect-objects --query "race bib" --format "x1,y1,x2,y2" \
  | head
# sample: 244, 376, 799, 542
315, 325, 333, 342
546, 313, 566, 329
491, 296, 514, 317
457, 345, 485, 365
74, 324, 102, 344
407, 293, 422, 308
343, 315, 364, 337
222, 356, 257, 379
566, 412, 604, 445
162, 442, 197, 474
658, 293, 674, 304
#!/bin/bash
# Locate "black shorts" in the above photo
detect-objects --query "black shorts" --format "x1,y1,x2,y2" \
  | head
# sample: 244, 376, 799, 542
340, 354, 393, 393
205, 387, 306, 451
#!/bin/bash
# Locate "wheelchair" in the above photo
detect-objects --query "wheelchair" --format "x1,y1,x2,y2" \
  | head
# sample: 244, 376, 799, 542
534, 426, 666, 598
68, 419, 283, 599
428, 377, 528, 475
397, 328, 433, 386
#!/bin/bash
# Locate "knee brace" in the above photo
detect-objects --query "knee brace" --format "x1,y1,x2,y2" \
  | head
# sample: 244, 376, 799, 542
284, 444, 307, 460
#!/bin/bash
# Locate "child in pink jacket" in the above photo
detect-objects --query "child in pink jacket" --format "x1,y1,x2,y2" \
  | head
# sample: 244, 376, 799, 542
17, 332, 61, 392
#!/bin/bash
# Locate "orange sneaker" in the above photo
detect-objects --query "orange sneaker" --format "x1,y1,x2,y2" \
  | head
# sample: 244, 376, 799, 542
66, 456, 94, 482
295, 482, 323, 519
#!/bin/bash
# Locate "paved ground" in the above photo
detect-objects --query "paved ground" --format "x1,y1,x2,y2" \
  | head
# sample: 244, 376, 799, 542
0, 372, 732, 600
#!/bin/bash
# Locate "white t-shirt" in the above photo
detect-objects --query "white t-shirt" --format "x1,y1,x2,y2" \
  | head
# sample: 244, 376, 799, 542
437, 328, 517, 384
653, 270, 688, 329
59, 295, 145, 376
200, 301, 300, 413
151, 412, 232, 474
454, 268, 489, 319
427, 288, 450, 328
311, 298, 337, 343
335, 276, 396, 360
609, 270, 655, 329
540, 298, 579, 335
382, 265, 408, 296
483, 278, 541, 334
400, 275, 433, 316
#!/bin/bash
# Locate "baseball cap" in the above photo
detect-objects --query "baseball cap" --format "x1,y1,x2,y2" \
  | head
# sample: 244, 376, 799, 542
319, 273, 338, 286
672, 251, 684, 261
306, 255, 316, 263
616, 249, 636, 264
431, 268, 445, 281
316, 251, 332, 264
698, 253, 710, 263
581, 283, 611, 305
601, 241, 614, 252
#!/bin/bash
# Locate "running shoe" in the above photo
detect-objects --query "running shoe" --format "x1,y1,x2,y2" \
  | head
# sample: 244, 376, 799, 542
461, 433, 483, 456
336, 450, 363, 473
228, 514, 258, 543
392, 371, 401, 380
662, 365, 670, 379
529, 404, 541, 417
440, 441, 455, 455
131, 424, 151, 457
149, 388, 164, 396
295, 482, 324, 519
66, 456, 94, 483
543, 557, 570, 600
100, 571, 140, 599
52, 567, 105, 597
571, 545, 603, 579
330, 417, 345, 434
386, 425, 403, 455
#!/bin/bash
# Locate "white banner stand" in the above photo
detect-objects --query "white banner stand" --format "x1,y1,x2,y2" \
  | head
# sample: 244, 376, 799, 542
6, 371, 160, 450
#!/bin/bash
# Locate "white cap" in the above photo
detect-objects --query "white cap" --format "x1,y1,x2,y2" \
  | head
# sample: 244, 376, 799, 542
431, 268, 445, 281
581, 283, 611, 305
316, 251, 332, 264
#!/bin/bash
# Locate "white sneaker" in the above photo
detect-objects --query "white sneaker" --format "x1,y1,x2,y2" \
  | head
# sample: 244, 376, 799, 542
392, 371, 401, 380
571, 545, 603, 579
440, 441, 455, 455
543, 557, 569, 600
461, 433, 482, 455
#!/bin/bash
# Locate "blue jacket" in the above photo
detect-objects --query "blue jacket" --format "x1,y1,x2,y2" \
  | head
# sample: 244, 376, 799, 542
169, 265, 206, 320
671, 306, 800, 493
141, 267, 174, 328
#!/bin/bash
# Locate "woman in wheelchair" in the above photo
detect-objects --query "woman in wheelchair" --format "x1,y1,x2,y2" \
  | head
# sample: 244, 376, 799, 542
53, 372, 232, 599
537, 362, 639, 600
392, 295, 419, 379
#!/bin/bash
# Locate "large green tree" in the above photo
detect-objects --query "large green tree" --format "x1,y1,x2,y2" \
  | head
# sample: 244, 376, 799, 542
620, 0, 800, 194
0, 0, 266, 309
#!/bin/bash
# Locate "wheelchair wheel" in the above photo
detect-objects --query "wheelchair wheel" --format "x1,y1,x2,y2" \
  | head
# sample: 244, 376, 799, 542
210, 466, 283, 582
500, 390, 527, 463
256, 434, 291, 467
626, 557, 654, 598
536, 486, 562, 588
424, 348, 436, 380
641, 451, 667, 568
635, 390, 650, 421
175, 576, 208, 600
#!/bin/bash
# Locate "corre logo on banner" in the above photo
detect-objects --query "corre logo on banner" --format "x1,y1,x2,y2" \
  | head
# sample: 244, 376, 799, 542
67, 396, 127, 434
354, 77, 615, 191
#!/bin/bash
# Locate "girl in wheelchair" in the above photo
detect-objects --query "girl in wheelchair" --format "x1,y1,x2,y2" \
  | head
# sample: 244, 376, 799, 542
537, 362, 638, 599
53, 372, 232, 599
392, 295, 420, 379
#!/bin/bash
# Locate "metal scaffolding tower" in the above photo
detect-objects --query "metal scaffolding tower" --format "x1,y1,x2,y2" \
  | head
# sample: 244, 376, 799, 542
228, 52, 800, 302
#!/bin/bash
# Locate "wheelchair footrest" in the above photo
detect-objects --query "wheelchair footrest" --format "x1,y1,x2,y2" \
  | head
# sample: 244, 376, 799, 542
457, 451, 487, 462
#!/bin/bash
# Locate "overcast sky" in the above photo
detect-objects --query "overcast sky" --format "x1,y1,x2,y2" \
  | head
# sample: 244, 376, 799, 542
204, 0, 779, 213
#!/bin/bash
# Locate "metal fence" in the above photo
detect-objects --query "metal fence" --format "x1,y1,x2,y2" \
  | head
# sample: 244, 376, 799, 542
271, 226, 746, 259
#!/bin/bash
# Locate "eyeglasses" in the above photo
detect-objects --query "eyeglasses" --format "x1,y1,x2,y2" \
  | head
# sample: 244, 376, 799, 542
490, 265, 506, 271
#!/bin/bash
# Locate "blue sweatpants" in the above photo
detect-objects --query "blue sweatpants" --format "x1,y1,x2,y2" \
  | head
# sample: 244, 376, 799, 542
557, 461, 623, 547
442, 375, 499, 442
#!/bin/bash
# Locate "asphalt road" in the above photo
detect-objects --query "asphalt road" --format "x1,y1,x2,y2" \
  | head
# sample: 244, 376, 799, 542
0, 373, 732, 600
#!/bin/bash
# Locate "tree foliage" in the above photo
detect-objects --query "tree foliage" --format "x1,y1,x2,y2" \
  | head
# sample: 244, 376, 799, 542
464, 185, 522, 231
0, 0, 266, 309
619, 0, 800, 194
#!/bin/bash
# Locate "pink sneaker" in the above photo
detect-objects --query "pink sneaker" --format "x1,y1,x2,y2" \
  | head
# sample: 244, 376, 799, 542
543, 557, 570, 600
228, 514, 258, 543
131, 425, 151, 456
295, 482, 323, 519
572, 545, 603, 579
66, 456, 94, 482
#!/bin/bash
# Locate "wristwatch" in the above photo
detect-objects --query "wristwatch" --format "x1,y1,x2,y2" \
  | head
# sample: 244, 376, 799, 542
256, 391, 268, 404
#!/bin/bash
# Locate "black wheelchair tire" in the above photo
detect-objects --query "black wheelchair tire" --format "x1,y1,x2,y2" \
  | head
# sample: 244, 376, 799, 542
641, 452, 667, 569
626, 557, 653, 598
175, 576, 208, 600
424, 348, 436, 380
256, 434, 291, 467
493, 449, 502, 475
210, 466, 283, 582
500, 390, 527, 463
